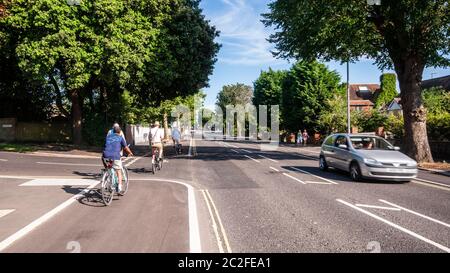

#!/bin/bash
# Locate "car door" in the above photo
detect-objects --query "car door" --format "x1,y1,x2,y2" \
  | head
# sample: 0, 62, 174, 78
333, 135, 350, 170
322, 135, 337, 167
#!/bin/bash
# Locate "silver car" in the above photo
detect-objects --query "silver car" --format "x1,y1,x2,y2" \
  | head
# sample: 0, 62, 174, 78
319, 134, 418, 182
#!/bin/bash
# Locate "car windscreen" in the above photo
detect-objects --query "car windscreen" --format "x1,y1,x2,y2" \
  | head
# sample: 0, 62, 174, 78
350, 136, 394, 150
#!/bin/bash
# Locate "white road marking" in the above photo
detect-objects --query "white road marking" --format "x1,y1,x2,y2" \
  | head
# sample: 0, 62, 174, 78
0, 159, 8, 162
230, 149, 240, 154
0, 210, 15, 219
289, 166, 338, 185
36, 162, 101, 167
337, 199, 450, 253
19, 179, 97, 187
305, 181, 336, 185
201, 190, 224, 253
241, 149, 253, 154
124, 153, 148, 168
188, 137, 194, 156
379, 199, 450, 228
257, 154, 278, 162
270, 167, 280, 172
243, 155, 260, 163
412, 180, 450, 192
413, 178, 450, 188
355, 204, 402, 211
282, 173, 306, 184
0, 181, 100, 252
204, 190, 232, 253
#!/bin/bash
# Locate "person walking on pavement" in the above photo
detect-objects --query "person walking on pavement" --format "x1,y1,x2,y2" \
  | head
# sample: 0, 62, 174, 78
302, 129, 309, 146
297, 130, 303, 146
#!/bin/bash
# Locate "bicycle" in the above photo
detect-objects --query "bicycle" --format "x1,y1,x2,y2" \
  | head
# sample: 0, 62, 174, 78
101, 157, 129, 206
150, 145, 163, 174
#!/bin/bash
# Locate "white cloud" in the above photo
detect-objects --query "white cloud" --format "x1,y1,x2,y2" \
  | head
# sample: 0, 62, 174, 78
209, 0, 284, 66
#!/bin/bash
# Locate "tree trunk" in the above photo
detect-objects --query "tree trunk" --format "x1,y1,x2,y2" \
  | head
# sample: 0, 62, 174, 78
70, 90, 83, 145
163, 112, 169, 140
395, 58, 433, 163
49, 74, 70, 117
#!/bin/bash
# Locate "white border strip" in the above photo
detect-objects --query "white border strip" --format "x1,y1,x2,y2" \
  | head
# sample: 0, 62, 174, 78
204, 190, 232, 253
282, 173, 306, 184
257, 154, 278, 163
243, 155, 260, 163
290, 166, 338, 184
337, 199, 450, 253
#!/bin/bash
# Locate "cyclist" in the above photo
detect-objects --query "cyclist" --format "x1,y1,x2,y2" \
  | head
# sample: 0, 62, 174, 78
102, 125, 133, 192
149, 121, 165, 163
172, 126, 181, 151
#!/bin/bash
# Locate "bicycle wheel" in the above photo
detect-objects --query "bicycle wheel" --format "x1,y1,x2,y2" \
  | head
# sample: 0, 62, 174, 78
101, 171, 114, 206
157, 158, 163, 170
121, 167, 129, 195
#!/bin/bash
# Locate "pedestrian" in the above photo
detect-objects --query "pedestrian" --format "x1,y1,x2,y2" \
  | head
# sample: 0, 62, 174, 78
302, 129, 309, 146
297, 130, 303, 146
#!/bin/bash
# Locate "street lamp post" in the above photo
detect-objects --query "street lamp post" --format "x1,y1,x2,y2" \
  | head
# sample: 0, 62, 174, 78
347, 61, 351, 134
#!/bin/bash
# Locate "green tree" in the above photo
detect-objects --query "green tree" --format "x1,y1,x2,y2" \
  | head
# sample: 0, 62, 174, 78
319, 90, 349, 135
376, 73, 398, 108
281, 61, 341, 133
216, 83, 253, 111
263, 0, 450, 162
253, 68, 286, 107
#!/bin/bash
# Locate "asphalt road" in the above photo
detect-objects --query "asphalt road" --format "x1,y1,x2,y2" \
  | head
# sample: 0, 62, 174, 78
0, 139, 449, 253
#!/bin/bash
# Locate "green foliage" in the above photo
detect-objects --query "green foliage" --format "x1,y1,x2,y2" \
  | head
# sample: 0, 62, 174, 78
281, 61, 341, 133
263, 0, 450, 69
376, 73, 398, 108
319, 92, 348, 135
216, 83, 253, 111
427, 112, 450, 141
354, 109, 388, 133
423, 87, 450, 114
423, 88, 450, 141
253, 68, 286, 107
385, 113, 405, 138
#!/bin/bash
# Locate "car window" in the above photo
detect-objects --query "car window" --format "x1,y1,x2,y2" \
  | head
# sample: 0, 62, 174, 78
350, 136, 394, 150
324, 136, 335, 146
335, 136, 348, 147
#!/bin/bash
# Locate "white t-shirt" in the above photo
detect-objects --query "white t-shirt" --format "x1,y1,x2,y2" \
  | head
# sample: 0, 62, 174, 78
150, 127, 164, 143
172, 128, 181, 140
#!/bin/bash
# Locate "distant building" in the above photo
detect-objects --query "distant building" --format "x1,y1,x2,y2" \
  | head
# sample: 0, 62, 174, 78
385, 97, 402, 117
349, 84, 381, 111
421, 75, 450, 91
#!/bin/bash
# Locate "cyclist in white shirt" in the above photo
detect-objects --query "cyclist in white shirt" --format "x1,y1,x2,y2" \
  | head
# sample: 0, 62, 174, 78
149, 121, 165, 161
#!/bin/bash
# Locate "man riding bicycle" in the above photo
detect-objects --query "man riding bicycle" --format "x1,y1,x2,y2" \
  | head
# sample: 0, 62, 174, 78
102, 125, 133, 193
149, 121, 164, 163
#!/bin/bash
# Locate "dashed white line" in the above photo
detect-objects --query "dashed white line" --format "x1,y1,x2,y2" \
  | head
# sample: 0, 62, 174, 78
230, 149, 240, 154
241, 149, 253, 154
289, 166, 338, 185
355, 204, 402, 211
337, 199, 450, 253
0, 210, 15, 219
270, 167, 280, 172
0, 159, 8, 162
379, 199, 450, 228
257, 154, 278, 162
282, 173, 306, 184
243, 155, 260, 163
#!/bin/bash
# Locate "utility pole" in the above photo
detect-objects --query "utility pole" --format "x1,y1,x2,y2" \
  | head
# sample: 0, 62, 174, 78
347, 61, 351, 134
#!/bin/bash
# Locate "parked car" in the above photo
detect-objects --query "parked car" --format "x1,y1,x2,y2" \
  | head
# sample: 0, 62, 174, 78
319, 134, 418, 182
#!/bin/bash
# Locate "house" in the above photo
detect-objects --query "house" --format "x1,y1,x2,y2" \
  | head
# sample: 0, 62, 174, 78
349, 84, 381, 111
421, 75, 450, 91
385, 97, 402, 116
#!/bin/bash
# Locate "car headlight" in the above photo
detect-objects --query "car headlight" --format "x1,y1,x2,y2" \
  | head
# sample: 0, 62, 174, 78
364, 158, 383, 167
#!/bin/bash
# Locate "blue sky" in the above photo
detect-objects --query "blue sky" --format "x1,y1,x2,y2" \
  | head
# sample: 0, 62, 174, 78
199, 0, 450, 107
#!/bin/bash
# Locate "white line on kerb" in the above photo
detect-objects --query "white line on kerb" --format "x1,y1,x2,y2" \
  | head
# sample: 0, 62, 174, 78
257, 154, 278, 162
289, 166, 338, 184
201, 190, 224, 253
270, 167, 280, 172
36, 162, 101, 167
282, 173, 306, 184
355, 204, 401, 211
204, 190, 232, 253
243, 155, 260, 163
0, 181, 100, 252
337, 199, 450, 253
378, 199, 450, 228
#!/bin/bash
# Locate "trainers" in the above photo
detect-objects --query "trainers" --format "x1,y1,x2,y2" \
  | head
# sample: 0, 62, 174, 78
118, 183, 123, 193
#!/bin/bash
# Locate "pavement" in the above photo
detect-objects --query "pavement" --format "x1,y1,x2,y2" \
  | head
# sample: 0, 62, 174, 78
0, 139, 449, 253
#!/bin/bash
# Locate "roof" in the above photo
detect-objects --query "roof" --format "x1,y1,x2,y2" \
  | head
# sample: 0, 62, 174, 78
349, 84, 381, 103
421, 75, 450, 91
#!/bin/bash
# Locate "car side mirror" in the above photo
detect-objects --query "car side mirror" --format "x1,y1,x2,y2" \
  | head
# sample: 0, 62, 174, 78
338, 144, 348, 149
394, 146, 400, 151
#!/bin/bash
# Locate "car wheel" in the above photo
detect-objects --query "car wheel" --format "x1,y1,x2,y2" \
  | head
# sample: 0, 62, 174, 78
319, 156, 328, 171
350, 162, 362, 182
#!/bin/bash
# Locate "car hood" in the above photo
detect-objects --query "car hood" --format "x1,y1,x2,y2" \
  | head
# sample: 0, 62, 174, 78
355, 150, 416, 163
